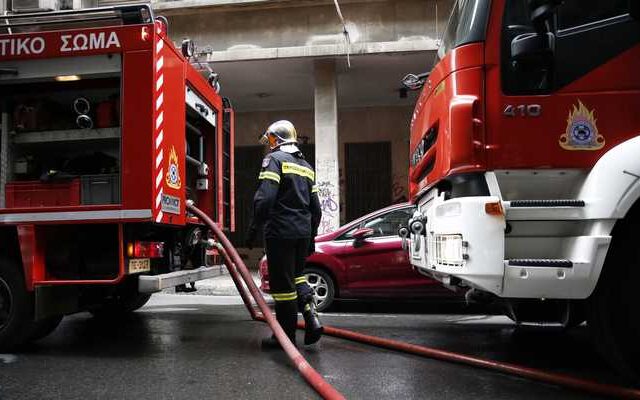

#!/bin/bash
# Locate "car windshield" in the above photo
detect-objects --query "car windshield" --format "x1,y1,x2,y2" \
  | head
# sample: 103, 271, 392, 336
436, 0, 491, 61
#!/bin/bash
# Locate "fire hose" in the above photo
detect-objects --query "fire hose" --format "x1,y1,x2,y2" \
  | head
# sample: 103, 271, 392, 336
186, 202, 640, 400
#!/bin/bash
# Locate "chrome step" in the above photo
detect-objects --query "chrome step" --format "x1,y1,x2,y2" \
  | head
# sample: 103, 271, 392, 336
138, 265, 225, 293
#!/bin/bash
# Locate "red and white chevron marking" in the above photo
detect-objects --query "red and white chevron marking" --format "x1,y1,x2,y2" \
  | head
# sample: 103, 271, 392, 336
153, 32, 165, 223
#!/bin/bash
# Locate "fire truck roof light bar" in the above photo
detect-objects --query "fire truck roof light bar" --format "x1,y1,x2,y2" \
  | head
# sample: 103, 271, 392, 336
0, 4, 154, 29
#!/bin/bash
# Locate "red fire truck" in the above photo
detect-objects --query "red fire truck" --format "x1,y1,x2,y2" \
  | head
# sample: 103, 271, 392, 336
401, 0, 640, 378
0, 4, 234, 349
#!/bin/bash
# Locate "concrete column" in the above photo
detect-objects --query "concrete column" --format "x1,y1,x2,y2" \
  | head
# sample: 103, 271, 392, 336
314, 59, 340, 234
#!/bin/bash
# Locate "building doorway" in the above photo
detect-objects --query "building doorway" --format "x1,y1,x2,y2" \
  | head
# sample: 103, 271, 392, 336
345, 141, 392, 222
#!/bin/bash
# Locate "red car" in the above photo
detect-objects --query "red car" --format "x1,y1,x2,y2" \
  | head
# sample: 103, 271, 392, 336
259, 203, 457, 311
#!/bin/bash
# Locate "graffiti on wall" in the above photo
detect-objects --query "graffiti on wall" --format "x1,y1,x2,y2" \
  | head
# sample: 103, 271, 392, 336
316, 159, 340, 234
391, 173, 408, 203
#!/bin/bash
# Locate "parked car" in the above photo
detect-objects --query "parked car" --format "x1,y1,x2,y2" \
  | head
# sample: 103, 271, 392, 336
259, 203, 458, 311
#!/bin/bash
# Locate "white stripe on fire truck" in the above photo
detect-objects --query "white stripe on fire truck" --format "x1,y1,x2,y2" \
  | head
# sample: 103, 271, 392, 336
156, 111, 164, 130
155, 149, 164, 169
155, 211, 164, 223
156, 92, 164, 111
156, 39, 164, 54
156, 56, 164, 73
156, 74, 164, 91
156, 168, 163, 189
156, 190, 163, 208
155, 129, 164, 149
0, 210, 152, 223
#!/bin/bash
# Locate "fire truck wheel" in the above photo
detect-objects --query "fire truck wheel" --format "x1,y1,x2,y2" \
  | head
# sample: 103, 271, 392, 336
29, 315, 63, 341
90, 292, 152, 318
0, 258, 35, 351
587, 216, 640, 382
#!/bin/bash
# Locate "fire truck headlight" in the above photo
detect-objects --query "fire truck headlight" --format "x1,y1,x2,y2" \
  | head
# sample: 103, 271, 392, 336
435, 234, 467, 266
435, 202, 461, 218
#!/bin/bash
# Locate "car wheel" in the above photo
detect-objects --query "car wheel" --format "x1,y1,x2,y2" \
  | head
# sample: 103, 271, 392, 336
587, 215, 640, 381
0, 258, 35, 351
304, 267, 335, 312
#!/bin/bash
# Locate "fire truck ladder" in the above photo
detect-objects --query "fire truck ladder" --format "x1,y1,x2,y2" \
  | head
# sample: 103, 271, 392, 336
1, 3, 154, 32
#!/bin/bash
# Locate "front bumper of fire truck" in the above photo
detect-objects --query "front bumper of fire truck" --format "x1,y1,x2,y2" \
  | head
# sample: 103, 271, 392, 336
407, 187, 611, 299
409, 194, 506, 295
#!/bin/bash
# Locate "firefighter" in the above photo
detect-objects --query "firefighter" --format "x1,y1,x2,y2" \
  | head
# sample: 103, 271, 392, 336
246, 120, 323, 348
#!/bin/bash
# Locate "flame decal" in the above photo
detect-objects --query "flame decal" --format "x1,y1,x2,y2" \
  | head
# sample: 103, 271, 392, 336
166, 146, 182, 189
559, 100, 604, 151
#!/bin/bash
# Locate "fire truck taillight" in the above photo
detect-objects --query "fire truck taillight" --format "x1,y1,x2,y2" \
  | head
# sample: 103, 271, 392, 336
127, 241, 165, 258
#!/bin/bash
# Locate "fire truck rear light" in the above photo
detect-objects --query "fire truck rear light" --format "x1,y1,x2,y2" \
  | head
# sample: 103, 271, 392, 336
55, 75, 81, 82
485, 201, 505, 216
128, 241, 165, 258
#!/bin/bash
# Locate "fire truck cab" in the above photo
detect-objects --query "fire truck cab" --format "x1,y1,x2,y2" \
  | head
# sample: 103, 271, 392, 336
402, 0, 640, 378
0, 5, 234, 348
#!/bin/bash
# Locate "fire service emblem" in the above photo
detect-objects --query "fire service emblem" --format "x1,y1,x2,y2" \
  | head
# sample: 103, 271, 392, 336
559, 100, 604, 151
166, 146, 182, 189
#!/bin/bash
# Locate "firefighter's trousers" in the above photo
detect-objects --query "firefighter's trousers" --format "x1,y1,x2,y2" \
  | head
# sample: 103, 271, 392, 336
265, 238, 314, 343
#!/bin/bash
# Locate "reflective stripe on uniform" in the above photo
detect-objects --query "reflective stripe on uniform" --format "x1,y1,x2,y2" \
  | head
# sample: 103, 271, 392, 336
311, 185, 318, 193
271, 291, 298, 301
259, 171, 281, 183
282, 162, 314, 181
294, 276, 307, 285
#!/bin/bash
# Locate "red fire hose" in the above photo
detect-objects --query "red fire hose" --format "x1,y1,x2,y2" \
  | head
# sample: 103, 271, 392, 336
188, 203, 640, 400
187, 203, 345, 400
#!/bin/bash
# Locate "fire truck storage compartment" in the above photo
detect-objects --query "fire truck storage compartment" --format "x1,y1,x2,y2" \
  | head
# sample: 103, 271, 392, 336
41, 224, 120, 280
185, 86, 217, 217
0, 54, 122, 209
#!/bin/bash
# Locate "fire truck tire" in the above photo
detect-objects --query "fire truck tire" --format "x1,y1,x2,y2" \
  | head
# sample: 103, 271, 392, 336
29, 315, 63, 341
587, 216, 640, 382
304, 267, 335, 312
0, 258, 35, 351
90, 293, 152, 318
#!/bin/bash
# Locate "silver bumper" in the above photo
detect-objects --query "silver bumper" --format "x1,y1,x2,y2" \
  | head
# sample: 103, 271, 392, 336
138, 265, 225, 293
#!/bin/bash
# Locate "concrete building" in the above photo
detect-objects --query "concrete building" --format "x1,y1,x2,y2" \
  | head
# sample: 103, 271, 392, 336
1, 0, 452, 248
154, 0, 452, 242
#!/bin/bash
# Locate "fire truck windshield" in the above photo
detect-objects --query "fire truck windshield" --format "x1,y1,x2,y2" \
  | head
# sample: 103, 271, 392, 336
437, 0, 491, 60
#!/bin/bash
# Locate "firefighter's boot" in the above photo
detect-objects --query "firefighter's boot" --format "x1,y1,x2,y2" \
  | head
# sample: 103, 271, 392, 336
302, 300, 323, 345
262, 301, 298, 350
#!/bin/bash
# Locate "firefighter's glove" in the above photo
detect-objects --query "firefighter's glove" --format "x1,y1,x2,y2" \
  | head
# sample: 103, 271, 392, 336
246, 226, 257, 250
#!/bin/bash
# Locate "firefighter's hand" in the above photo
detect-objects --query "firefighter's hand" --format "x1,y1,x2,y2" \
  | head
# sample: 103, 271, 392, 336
246, 226, 257, 250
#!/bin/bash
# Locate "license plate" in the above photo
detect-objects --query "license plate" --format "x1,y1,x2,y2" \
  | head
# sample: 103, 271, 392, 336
128, 258, 151, 274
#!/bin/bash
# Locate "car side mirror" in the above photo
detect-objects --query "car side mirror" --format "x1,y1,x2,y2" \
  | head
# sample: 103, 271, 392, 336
351, 227, 374, 246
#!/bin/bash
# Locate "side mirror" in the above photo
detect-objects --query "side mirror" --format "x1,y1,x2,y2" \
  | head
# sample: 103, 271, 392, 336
401, 72, 429, 91
511, 32, 555, 63
351, 228, 375, 245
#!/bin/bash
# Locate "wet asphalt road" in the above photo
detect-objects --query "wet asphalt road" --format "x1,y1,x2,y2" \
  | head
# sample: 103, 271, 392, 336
0, 294, 632, 400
